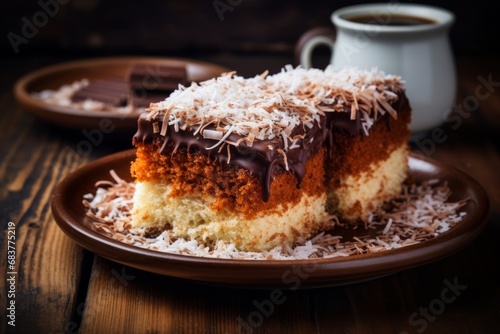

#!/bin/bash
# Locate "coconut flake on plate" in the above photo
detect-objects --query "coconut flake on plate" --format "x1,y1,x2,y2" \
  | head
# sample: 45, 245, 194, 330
83, 172, 469, 260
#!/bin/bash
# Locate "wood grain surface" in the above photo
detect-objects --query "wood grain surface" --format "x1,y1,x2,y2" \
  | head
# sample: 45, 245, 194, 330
1, 55, 499, 333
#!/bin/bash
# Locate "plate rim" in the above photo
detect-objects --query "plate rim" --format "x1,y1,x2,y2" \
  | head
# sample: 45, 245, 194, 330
14, 56, 230, 126
50, 149, 490, 288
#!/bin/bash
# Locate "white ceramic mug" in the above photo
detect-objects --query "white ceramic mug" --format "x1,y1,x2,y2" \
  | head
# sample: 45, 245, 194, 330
296, 3, 456, 134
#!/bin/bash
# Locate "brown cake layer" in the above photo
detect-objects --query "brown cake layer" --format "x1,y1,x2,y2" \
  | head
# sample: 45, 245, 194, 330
325, 96, 412, 221
326, 94, 411, 180
132, 120, 327, 219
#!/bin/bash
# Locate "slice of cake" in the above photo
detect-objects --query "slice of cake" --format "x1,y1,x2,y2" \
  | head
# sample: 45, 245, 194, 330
130, 66, 411, 251
319, 73, 412, 222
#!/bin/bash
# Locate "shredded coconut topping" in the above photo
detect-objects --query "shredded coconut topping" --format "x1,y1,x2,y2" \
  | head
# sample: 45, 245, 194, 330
83, 172, 468, 260
146, 66, 404, 150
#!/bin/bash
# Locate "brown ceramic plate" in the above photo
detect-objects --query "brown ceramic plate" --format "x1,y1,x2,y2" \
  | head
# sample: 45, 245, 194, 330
14, 57, 229, 133
51, 150, 489, 289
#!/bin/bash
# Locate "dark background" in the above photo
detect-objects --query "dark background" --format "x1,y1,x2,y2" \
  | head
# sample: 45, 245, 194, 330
1, 0, 499, 77
0, 0, 500, 57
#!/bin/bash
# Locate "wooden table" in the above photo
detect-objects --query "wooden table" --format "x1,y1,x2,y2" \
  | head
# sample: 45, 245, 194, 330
1, 55, 499, 333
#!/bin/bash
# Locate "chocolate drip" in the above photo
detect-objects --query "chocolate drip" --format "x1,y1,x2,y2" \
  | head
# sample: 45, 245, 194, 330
325, 91, 408, 138
327, 109, 363, 137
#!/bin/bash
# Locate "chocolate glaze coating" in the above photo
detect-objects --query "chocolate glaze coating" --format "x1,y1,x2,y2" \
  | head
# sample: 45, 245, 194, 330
132, 92, 408, 202
134, 113, 327, 201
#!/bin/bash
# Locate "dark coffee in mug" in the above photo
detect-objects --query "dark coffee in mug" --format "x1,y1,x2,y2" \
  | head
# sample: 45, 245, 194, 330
348, 14, 437, 26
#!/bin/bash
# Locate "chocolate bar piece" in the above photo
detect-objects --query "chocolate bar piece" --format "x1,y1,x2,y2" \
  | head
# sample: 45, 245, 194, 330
70, 63, 188, 109
72, 76, 129, 107
129, 64, 187, 107
129, 64, 187, 92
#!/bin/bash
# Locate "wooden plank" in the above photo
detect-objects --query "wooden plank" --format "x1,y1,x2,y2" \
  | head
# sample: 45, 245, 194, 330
314, 275, 416, 333
0, 98, 90, 332
2, 54, 499, 333
313, 241, 500, 333
455, 57, 500, 129
80, 256, 318, 333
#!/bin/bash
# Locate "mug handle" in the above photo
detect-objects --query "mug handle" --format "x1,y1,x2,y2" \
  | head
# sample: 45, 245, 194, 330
294, 27, 336, 69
